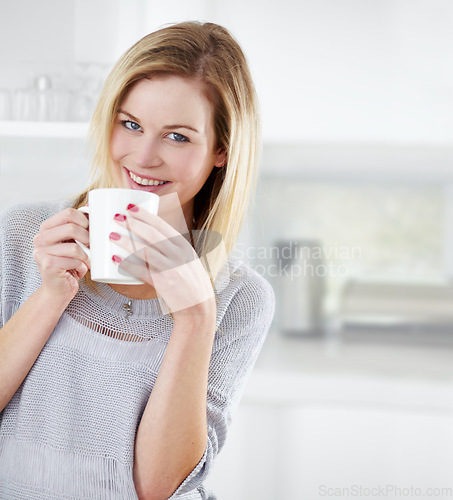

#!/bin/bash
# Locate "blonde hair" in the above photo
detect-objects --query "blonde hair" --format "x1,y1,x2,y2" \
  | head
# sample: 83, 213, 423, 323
74, 21, 261, 282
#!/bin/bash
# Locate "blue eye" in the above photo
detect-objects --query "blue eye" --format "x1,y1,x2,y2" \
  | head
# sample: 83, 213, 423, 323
168, 132, 189, 143
121, 120, 142, 131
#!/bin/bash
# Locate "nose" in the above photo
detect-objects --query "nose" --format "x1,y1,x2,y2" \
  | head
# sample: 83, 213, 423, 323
134, 135, 163, 169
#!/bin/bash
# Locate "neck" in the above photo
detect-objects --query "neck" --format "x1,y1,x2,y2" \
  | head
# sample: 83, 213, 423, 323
108, 283, 158, 300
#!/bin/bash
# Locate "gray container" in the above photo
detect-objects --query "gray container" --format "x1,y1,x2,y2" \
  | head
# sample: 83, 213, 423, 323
273, 239, 325, 335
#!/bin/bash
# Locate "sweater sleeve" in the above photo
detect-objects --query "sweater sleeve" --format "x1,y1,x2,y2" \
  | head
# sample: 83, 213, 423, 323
169, 266, 275, 497
0, 204, 28, 328
0, 204, 19, 327
0, 208, 4, 327
0, 201, 69, 328
0, 203, 39, 327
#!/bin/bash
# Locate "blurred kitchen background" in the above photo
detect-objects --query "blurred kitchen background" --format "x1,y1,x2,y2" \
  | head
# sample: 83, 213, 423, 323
1, 1, 453, 499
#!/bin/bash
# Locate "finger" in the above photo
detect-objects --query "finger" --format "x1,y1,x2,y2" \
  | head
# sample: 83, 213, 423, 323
62, 259, 90, 280
68, 262, 90, 280
125, 205, 183, 240
111, 237, 175, 275
114, 250, 156, 285
34, 223, 90, 248
39, 207, 89, 232
111, 224, 191, 255
114, 216, 186, 260
34, 242, 91, 268
116, 214, 193, 255
109, 232, 155, 258
35, 254, 90, 279
114, 215, 167, 251
110, 231, 197, 271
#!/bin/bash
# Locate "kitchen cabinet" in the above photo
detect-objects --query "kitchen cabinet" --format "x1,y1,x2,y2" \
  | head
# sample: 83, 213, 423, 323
0, 121, 88, 139
209, 399, 453, 500
205, 334, 453, 500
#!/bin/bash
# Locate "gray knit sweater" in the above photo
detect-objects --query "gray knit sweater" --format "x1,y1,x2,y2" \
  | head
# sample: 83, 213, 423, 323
0, 200, 274, 500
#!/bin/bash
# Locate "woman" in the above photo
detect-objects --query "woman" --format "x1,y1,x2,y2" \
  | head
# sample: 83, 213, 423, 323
0, 21, 274, 499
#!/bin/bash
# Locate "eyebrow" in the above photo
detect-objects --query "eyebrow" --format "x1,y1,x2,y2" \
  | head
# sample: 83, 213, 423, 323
163, 124, 200, 134
118, 109, 200, 134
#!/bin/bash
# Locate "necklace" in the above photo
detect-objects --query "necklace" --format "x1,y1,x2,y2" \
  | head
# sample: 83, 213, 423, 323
122, 299, 133, 318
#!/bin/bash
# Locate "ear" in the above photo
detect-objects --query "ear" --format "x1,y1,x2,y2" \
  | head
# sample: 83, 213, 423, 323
214, 149, 227, 168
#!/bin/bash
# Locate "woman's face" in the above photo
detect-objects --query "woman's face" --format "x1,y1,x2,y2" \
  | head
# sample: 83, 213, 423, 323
110, 76, 225, 223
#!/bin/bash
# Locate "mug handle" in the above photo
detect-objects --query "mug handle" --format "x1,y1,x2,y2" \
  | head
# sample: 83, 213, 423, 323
76, 206, 91, 259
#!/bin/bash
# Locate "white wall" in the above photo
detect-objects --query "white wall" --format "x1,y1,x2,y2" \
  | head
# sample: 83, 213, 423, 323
0, 0, 75, 89
85, 0, 453, 145
211, 0, 453, 144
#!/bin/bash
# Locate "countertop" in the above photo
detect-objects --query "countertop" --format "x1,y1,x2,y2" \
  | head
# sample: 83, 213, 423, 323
242, 329, 453, 412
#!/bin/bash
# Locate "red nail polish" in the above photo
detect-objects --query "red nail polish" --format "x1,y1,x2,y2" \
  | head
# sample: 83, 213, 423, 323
112, 255, 122, 263
109, 232, 121, 241
127, 203, 138, 212
114, 213, 126, 221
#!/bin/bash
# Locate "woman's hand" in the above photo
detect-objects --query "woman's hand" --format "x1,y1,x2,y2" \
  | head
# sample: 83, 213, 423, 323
111, 204, 215, 319
33, 207, 91, 301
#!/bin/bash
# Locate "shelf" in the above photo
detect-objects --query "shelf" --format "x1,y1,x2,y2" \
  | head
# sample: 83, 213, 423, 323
0, 121, 89, 138
261, 142, 453, 184
2, 127, 453, 183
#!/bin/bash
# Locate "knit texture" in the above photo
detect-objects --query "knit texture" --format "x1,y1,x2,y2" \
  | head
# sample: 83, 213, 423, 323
0, 200, 275, 500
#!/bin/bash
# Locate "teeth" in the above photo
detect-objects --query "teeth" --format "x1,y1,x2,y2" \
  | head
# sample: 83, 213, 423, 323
129, 171, 166, 186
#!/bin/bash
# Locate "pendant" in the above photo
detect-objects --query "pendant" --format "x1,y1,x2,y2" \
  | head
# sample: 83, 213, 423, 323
122, 299, 133, 318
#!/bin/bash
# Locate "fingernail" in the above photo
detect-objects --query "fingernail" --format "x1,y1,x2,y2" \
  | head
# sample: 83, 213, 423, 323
112, 255, 122, 263
114, 213, 126, 221
127, 203, 138, 212
109, 232, 121, 241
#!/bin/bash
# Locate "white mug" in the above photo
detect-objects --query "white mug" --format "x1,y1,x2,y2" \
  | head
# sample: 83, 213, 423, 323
78, 188, 159, 284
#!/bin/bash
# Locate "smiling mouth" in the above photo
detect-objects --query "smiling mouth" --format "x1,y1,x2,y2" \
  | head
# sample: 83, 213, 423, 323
128, 170, 169, 186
